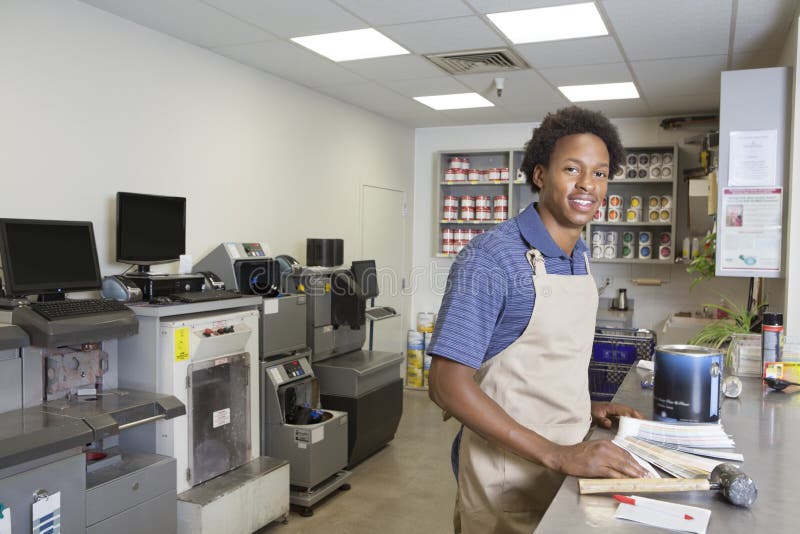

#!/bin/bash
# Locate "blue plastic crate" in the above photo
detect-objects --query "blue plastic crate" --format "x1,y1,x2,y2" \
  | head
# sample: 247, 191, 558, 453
589, 327, 656, 400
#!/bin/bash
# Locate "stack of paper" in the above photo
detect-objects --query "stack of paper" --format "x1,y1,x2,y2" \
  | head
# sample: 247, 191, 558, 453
614, 417, 743, 478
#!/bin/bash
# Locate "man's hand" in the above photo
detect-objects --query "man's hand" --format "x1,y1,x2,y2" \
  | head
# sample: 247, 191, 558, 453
545, 439, 649, 478
591, 401, 643, 429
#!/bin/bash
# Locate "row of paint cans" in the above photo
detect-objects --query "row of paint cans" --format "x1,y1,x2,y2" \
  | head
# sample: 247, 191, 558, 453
653, 345, 723, 423
594, 194, 672, 223
441, 228, 488, 254
591, 231, 672, 260
621, 152, 675, 180
448, 156, 470, 169
443, 167, 510, 182
442, 195, 508, 221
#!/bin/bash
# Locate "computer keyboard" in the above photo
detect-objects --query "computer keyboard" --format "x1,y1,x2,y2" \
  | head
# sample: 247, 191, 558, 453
365, 306, 397, 321
168, 289, 242, 303
31, 299, 130, 321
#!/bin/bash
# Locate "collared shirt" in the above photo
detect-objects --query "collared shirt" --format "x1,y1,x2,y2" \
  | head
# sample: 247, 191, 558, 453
426, 203, 590, 368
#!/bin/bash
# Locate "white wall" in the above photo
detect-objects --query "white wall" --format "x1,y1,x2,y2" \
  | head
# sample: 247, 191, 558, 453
0, 0, 414, 294
411, 118, 786, 336
779, 13, 800, 335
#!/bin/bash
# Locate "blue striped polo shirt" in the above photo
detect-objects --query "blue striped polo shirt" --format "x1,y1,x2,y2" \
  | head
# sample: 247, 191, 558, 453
426, 202, 590, 368
426, 202, 591, 479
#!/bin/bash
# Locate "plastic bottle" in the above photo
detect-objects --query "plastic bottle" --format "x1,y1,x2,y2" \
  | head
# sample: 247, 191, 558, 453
762, 311, 784, 365
682, 237, 691, 260
691, 237, 700, 258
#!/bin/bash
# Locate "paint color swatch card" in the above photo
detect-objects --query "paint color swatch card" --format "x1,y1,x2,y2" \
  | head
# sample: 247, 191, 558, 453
615, 495, 711, 534
617, 416, 736, 449
31, 491, 60, 534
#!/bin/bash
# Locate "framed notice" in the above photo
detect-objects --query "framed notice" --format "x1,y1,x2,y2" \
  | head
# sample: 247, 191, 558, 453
717, 188, 782, 276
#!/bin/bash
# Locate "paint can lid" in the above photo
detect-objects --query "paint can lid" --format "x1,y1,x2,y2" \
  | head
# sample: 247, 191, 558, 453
763, 312, 783, 326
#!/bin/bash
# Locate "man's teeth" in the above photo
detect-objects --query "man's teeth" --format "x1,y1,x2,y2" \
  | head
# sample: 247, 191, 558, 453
573, 199, 592, 206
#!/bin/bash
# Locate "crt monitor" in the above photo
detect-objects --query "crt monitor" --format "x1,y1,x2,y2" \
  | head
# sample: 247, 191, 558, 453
0, 218, 102, 297
116, 192, 186, 270
351, 259, 379, 299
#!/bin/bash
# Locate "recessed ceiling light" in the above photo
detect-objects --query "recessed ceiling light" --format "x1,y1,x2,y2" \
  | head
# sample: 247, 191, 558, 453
487, 2, 607, 44
291, 28, 408, 62
413, 93, 495, 111
558, 82, 639, 102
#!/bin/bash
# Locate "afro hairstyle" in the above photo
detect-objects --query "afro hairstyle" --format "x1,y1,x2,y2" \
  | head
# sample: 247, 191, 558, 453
520, 106, 624, 193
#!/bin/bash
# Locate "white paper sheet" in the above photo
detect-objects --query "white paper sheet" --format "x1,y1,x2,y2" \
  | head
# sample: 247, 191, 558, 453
615, 495, 711, 534
31, 491, 60, 533
728, 130, 777, 187
0, 505, 11, 534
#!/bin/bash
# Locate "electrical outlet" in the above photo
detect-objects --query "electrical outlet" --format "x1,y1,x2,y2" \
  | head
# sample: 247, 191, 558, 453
604, 275, 614, 287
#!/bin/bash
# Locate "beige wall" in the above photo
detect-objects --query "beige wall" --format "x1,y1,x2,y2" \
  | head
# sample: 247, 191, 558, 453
0, 0, 414, 285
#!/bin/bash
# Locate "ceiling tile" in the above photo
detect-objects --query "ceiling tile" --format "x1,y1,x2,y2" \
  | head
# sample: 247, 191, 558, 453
515, 36, 623, 69
334, 0, 473, 25
441, 106, 518, 125
601, 0, 732, 60
577, 99, 651, 118
342, 55, 445, 82
646, 94, 720, 116
202, 0, 364, 38
733, 0, 798, 52
538, 62, 633, 87
385, 77, 473, 98
314, 82, 438, 117
82, 0, 274, 48
379, 16, 507, 55
632, 55, 727, 98
214, 41, 368, 87
731, 49, 782, 69
456, 69, 565, 108
465, 0, 584, 14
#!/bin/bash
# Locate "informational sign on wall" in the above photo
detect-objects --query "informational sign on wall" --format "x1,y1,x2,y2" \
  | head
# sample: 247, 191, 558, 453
728, 130, 778, 187
718, 188, 783, 274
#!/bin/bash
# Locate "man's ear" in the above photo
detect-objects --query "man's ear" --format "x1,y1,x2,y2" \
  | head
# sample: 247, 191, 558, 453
532, 164, 546, 190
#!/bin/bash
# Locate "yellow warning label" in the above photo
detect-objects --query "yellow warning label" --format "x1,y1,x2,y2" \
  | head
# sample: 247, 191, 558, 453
174, 327, 190, 362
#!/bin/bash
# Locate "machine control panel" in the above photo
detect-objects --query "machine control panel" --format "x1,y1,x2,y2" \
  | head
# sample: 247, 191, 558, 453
265, 356, 313, 386
283, 360, 305, 378
242, 243, 266, 257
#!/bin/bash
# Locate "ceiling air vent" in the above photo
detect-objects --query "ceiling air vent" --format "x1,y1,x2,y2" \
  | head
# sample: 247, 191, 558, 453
425, 48, 529, 75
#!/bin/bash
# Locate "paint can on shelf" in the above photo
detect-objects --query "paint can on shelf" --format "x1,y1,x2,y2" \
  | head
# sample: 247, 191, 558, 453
592, 245, 604, 259
649, 153, 662, 166
608, 194, 623, 208
448, 157, 464, 169
607, 208, 622, 223
622, 244, 635, 259
499, 168, 509, 181
417, 313, 435, 333
638, 231, 653, 245
603, 244, 617, 259
443, 206, 458, 221
591, 231, 605, 245
653, 345, 722, 423
605, 231, 618, 244
626, 208, 641, 222
639, 244, 652, 259
467, 169, 481, 181
487, 168, 501, 181
443, 195, 459, 208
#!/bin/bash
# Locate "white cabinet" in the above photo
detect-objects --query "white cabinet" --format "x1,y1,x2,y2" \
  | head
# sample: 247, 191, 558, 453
587, 145, 679, 264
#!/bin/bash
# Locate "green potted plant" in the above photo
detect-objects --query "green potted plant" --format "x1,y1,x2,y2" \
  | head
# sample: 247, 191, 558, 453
686, 232, 716, 289
688, 297, 761, 370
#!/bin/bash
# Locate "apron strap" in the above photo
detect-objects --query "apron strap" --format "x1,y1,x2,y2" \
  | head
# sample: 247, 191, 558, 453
583, 251, 592, 275
525, 248, 547, 275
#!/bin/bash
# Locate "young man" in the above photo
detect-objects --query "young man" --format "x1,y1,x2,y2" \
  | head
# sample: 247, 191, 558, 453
427, 106, 648, 534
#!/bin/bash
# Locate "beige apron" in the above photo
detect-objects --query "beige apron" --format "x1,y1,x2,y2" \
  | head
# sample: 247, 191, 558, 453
455, 248, 597, 534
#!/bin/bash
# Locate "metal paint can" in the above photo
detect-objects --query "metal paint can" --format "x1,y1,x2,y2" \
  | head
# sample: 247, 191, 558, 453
653, 345, 723, 423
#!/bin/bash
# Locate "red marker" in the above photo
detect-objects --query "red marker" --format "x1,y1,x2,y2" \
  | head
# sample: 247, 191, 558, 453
613, 494, 694, 520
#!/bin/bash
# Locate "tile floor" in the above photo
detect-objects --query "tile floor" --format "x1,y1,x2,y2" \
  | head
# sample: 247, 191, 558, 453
261, 389, 461, 533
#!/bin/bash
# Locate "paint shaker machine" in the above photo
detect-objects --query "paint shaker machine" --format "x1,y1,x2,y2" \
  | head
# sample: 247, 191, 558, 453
194, 243, 352, 515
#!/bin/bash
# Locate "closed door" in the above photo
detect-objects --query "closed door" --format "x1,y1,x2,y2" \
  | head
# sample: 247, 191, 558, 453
361, 185, 406, 354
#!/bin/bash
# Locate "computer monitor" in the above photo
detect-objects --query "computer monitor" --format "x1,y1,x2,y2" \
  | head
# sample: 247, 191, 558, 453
116, 192, 186, 272
351, 259, 379, 299
0, 218, 102, 297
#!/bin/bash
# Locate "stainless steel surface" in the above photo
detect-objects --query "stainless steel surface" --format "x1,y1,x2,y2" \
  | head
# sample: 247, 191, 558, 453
0, 407, 93, 470
41, 388, 186, 441
125, 295, 262, 317
535, 367, 800, 533
8, 306, 138, 347
312, 350, 404, 397
0, 323, 28, 350
177, 456, 289, 506
86, 450, 176, 527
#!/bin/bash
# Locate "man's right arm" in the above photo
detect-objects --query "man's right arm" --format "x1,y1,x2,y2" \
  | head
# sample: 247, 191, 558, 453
428, 356, 648, 478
